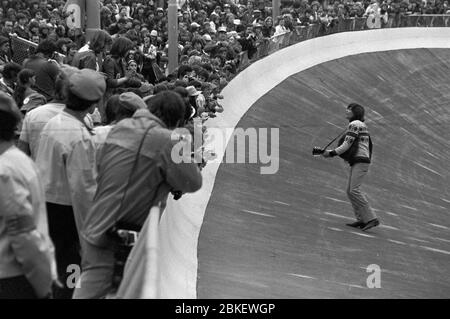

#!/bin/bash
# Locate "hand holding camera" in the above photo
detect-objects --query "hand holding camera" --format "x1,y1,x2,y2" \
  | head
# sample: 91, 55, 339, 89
312, 147, 333, 157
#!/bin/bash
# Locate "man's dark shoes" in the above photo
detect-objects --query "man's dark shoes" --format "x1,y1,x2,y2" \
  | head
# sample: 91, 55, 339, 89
361, 218, 380, 231
346, 221, 365, 228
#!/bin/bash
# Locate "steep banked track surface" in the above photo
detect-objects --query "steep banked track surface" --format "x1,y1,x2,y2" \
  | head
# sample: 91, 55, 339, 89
197, 48, 450, 298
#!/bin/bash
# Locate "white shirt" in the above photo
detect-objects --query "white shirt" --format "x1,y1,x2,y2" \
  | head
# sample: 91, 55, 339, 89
20, 103, 95, 161
19, 102, 65, 160
0, 145, 56, 284
274, 25, 289, 36
78, 43, 90, 53
92, 124, 113, 167
35, 111, 97, 231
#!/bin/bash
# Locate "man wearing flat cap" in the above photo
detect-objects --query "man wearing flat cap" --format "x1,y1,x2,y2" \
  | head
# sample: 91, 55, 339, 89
35, 68, 106, 299
92, 92, 147, 161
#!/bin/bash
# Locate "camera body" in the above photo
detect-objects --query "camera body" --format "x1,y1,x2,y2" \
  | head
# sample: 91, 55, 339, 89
312, 147, 325, 155
107, 225, 140, 290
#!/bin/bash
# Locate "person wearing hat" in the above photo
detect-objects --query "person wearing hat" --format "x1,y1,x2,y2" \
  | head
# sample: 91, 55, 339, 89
126, 59, 145, 82
149, 29, 158, 39
156, 6, 164, 19
190, 21, 201, 30
18, 70, 76, 160
251, 9, 262, 25
216, 26, 229, 44
253, 23, 265, 40
34, 68, 107, 299
0, 92, 56, 299
92, 92, 147, 162
202, 33, 213, 44
74, 91, 202, 299
186, 84, 206, 116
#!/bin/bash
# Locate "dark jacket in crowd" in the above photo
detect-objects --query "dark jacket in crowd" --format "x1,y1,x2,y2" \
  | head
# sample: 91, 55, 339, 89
23, 56, 60, 101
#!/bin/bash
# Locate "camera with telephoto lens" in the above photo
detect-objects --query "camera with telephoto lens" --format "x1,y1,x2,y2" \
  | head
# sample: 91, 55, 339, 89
312, 147, 325, 155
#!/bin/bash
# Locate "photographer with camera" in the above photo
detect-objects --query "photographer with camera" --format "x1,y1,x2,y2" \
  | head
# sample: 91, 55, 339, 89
320, 103, 379, 231
73, 91, 202, 299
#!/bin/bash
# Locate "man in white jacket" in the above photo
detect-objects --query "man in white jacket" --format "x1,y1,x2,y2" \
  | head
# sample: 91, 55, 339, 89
35, 68, 106, 298
0, 92, 56, 299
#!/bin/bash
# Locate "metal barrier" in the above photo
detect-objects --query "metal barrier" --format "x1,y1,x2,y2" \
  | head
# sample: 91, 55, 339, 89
236, 14, 450, 73
11, 36, 66, 65
11, 36, 37, 65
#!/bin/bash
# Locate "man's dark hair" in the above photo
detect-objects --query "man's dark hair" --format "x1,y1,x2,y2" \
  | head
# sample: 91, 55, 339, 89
105, 94, 137, 124
177, 64, 192, 78
1, 62, 22, 80
56, 38, 72, 53
110, 36, 134, 58
16, 12, 27, 20
104, 94, 120, 124
173, 86, 191, 123
125, 30, 139, 43
89, 29, 112, 53
0, 111, 19, 141
0, 94, 20, 141
173, 86, 189, 98
53, 71, 69, 101
36, 39, 58, 57
146, 91, 186, 129
209, 73, 220, 81
154, 83, 169, 94
197, 68, 210, 81
173, 79, 187, 88
348, 103, 365, 122
190, 80, 202, 90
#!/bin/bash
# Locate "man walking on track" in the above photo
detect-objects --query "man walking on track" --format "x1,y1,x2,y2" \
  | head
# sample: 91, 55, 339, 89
322, 103, 380, 231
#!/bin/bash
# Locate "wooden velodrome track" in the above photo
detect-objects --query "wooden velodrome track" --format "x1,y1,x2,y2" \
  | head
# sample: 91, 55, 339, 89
196, 48, 450, 298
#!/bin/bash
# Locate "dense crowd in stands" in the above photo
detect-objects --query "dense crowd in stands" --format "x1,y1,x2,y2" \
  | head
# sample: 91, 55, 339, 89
1, 0, 449, 300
